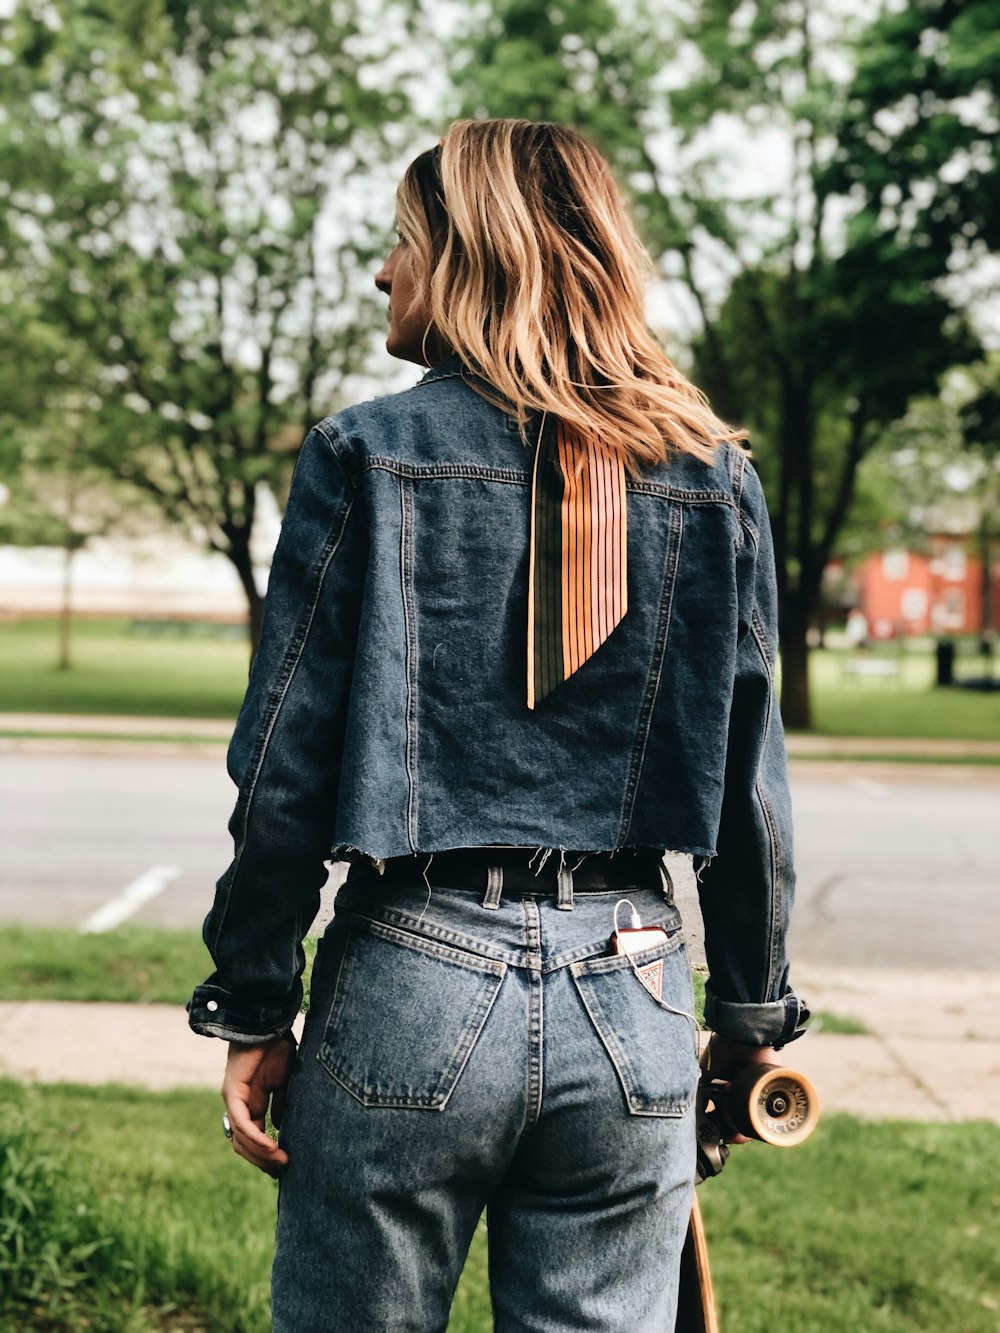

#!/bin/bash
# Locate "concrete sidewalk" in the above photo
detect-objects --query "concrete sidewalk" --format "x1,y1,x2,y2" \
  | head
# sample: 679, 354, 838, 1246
791, 965, 1000, 1123
1, 966, 997, 1124
0, 712, 234, 739
0, 711, 231, 759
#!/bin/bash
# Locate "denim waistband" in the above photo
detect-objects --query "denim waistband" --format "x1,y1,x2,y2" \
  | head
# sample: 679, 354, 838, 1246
360, 847, 669, 899
334, 876, 683, 973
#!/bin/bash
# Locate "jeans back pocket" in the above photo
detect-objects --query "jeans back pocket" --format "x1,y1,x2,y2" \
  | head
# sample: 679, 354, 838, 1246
570, 934, 699, 1117
318, 914, 506, 1109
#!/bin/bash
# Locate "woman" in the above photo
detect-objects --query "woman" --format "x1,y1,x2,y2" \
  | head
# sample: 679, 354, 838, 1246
188, 118, 808, 1331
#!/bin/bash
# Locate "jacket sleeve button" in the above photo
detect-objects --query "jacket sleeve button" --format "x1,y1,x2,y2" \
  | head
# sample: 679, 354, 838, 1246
207, 1000, 219, 1012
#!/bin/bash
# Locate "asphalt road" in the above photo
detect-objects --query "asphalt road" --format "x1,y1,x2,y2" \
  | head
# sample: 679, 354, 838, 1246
1, 751, 997, 971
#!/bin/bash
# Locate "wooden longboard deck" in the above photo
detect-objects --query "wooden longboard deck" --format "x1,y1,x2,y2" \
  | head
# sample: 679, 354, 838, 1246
675, 1193, 718, 1333
675, 1062, 819, 1329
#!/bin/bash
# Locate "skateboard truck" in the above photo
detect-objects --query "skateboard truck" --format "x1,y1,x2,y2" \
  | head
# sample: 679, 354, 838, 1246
695, 1063, 820, 1183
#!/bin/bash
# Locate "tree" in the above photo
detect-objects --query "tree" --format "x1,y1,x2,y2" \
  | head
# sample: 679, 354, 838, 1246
450, 0, 993, 727
834, 358, 1000, 648
830, 1, 999, 307
822, 0, 1000, 645
845, 363, 998, 559
0, 421, 143, 671
0, 0, 414, 651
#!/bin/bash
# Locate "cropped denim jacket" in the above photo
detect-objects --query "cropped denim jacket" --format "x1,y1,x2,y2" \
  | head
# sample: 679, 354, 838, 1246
187, 354, 807, 1049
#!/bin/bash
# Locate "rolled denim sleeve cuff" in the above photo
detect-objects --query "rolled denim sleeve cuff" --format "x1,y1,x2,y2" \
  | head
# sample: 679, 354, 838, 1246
703, 987, 810, 1049
186, 981, 300, 1044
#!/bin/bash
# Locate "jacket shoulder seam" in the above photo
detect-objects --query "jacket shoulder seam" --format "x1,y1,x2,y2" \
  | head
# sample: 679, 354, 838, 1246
313, 419, 364, 492
730, 447, 747, 508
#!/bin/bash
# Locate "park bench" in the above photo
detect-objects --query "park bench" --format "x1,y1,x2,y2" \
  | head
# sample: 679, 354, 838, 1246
129, 619, 246, 640
841, 656, 900, 683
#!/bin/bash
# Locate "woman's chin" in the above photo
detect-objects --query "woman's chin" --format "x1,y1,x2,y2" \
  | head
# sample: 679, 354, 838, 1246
385, 329, 422, 365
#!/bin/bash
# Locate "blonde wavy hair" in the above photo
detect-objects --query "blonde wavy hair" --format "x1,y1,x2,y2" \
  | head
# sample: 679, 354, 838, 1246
395, 118, 747, 473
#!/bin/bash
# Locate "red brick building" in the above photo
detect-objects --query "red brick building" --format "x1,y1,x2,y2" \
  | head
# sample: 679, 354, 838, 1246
854, 536, 999, 639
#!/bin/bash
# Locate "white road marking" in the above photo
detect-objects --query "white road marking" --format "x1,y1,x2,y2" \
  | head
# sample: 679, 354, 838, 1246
79, 864, 182, 933
848, 777, 891, 798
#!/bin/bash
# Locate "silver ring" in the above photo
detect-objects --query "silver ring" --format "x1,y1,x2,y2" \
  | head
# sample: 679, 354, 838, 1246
222, 1113, 234, 1141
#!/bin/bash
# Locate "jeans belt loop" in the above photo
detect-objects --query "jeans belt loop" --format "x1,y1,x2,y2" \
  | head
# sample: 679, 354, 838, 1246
556, 863, 574, 911
482, 864, 503, 910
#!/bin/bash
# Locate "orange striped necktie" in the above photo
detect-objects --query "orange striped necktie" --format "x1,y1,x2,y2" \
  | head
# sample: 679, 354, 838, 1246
527, 415, 628, 709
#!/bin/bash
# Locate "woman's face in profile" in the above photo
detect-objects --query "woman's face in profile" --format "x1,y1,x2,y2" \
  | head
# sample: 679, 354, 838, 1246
375, 236, 434, 367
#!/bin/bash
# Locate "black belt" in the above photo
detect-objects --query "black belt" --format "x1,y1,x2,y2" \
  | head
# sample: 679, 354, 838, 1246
364, 847, 666, 895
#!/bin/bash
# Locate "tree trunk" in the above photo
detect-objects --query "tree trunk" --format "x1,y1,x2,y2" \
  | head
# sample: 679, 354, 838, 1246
57, 540, 74, 671
227, 537, 265, 663
58, 456, 80, 671
776, 372, 816, 732
980, 511, 993, 635
779, 600, 812, 731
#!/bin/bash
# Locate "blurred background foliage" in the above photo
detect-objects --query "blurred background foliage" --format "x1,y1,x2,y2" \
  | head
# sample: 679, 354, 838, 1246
0, 0, 419, 646
0, 0, 997, 727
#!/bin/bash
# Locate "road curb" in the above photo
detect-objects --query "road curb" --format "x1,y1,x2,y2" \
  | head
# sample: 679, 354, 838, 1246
4, 736, 999, 773
0, 736, 228, 759
787, 758, 1000, 783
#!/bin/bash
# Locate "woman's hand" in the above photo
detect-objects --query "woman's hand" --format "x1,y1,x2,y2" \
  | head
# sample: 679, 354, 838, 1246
701, 1032, 779, 1145
221, 1034, 297, 1177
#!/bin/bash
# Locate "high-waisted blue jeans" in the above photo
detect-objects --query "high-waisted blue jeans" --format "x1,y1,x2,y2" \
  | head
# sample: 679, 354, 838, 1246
272, 860, 699, 1331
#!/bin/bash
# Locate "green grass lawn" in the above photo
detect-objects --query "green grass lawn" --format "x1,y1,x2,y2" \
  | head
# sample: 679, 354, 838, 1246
702, 1114, 1000, 1331
0, 925, 215, 1004
0, 925, 870, 1055
2, 618, 1000, 741
0, 925, 319, 1008
2, 1079, 997, 1332
0, 925, 701, 1024
804, 643, 1000, 740
807, 691, 1000, 741
808, 1010, 869, 1036
0, 618, 247, 719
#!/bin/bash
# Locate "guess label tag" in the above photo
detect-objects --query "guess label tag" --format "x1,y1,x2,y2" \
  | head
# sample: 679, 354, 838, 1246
635, 958, 664, 1001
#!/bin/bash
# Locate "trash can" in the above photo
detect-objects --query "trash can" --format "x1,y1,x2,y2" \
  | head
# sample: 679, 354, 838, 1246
935, 639, 955, 687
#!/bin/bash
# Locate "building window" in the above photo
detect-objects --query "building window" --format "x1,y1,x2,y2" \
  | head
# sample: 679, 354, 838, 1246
901, 588, 927, 622
943, 547, 966, 582
882, 550, 909, 581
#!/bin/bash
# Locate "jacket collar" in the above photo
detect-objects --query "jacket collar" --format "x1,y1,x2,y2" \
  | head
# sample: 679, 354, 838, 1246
416, 354, 524, 421
416, 352, 467, 386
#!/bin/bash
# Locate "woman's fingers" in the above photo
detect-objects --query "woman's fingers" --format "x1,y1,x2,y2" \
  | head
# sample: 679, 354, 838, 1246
702, 1034, 779, 1147
224, 1087, 289, 1175
221, 1038, 295, 1177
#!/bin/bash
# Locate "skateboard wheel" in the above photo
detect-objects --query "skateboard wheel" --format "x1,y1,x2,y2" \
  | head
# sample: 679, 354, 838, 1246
725, 1064, 819, 1146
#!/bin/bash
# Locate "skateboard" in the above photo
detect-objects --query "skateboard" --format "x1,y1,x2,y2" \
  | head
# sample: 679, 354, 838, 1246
674, 1063, 820, 1332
